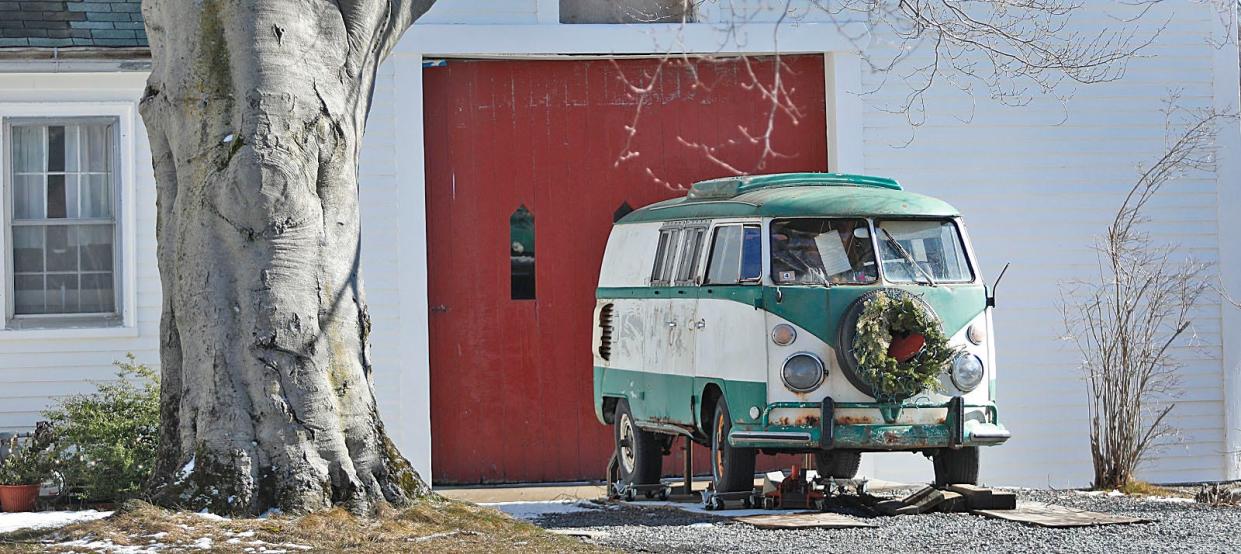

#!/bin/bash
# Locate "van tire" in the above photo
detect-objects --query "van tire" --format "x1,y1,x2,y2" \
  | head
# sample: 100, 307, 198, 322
814, 450, 862, 479
710, 399, 756, 493
613, 400, 662, 487
835, 288, 939, 399
933, 447, 979, 485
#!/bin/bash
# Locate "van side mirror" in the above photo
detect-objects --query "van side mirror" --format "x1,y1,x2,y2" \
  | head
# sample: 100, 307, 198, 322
986, 262, 1010, 308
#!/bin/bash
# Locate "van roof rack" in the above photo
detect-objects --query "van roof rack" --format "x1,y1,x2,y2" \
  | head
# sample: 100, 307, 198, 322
686, 172, 902, 201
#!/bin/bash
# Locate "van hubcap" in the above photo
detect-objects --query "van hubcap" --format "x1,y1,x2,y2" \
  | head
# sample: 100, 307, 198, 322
619, 413, 637, 473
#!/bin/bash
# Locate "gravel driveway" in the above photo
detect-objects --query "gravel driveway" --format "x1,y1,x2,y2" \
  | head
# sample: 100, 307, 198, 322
532, 489, 1239, 553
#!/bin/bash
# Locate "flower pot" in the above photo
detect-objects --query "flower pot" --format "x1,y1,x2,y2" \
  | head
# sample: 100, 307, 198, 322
0, 484, 40, 512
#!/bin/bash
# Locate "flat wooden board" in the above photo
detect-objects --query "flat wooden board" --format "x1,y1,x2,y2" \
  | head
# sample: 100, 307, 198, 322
734, 512, 878, 529
974, 502, 1153, 528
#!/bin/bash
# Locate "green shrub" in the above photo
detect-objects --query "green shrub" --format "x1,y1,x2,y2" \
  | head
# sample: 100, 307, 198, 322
43, 354, 160, 502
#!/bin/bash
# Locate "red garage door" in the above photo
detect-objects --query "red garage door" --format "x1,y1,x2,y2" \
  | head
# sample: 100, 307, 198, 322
424, 56, 828, 484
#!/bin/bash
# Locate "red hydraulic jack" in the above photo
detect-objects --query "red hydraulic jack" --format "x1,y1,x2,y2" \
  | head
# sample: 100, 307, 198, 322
760, 464, 824, 510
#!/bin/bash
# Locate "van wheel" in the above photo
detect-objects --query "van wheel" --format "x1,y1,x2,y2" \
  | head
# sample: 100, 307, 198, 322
710, 399, 756, 493
933, 447, 979, 485
614, 400, 661, 487
814, 450, 861, 479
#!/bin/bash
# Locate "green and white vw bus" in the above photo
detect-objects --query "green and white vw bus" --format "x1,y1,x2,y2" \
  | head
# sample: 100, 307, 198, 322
592, 173, 1010, 493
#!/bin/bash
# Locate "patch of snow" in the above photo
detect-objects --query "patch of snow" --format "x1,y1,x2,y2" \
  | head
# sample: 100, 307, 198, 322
483, 500, 602, 521
176, 456, 196, 483
191, 537, 214, 549
0, 509, 112, 534
1074, 490, 1125, 497
260, 507, 284, 518
194, 510, 227, 521
55, 538, 161, 554
223, 134, 235, 143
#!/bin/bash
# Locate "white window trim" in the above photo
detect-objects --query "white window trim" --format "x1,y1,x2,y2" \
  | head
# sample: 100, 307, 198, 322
0, 101, 138, 339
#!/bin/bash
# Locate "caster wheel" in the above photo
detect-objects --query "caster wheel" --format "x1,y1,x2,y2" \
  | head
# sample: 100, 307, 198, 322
624, 489, 635, 502
742, 497, 752, 509
763, 497, 776, 510
712, 497, 726, 511
644, 490, 655, 499
703, 498, 716, 511
658, 490, 669, 501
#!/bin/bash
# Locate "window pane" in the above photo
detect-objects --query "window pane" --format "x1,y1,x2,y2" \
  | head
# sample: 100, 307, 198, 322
65, 174, 80, 219
82, 124, 112, 172
47, 126, 66, 172
771, 219, 877, 285
46, 225, 77, 272
509, 205, 535, 300
12, 126, 44, 173
12, 226, 44, 272
46, 274, 80, 313
661, 229, 681, 282
706, 226, 743, 284
14, 275, 45, 315
80, 174, 112, 218
80, 273, 116, 313
64, 125, 80, 173
741, 226, 762, 280
651, 231, 672, 282
79, 225, 114, 271
13, 174, 45, 219
877, 220, 973, 282
676, 228, 704, 282
47, 174, 67, 218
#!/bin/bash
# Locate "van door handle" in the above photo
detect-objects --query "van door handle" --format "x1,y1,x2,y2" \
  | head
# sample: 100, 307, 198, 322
692, 319, 706, 329
666, 321, 677, 328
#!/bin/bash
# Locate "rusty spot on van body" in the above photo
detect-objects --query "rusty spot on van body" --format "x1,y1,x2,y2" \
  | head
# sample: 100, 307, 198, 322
793, 415, 820, 427
836, 415, 874, 425
883, 431, 902, 444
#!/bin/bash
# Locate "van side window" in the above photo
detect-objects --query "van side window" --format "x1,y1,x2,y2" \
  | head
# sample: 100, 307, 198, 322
706, 224, 761, 284
675, 227, 706, 284
740, 225, 762, 281
651, 229, 674, 284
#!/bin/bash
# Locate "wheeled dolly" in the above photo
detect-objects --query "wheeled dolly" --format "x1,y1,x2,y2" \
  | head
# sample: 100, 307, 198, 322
700, 485, 763, 511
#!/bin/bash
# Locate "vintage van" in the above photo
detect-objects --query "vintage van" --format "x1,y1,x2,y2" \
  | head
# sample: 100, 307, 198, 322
592, 173, 1010, 494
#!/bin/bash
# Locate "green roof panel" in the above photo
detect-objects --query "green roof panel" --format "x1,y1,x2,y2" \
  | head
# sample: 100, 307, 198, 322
619, 173, 958, 224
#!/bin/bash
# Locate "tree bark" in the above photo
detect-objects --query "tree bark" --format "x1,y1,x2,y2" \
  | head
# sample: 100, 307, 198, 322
138, 0, 435, 515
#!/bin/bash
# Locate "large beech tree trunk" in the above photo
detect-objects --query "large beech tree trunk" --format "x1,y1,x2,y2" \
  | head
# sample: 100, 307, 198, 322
138, 0, 435, 514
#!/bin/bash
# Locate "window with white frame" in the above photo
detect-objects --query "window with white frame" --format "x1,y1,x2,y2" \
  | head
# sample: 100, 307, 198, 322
6, 119, 120, 324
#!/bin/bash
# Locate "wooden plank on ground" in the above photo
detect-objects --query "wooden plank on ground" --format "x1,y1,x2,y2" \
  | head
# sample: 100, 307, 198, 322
974, 502, 1153, 528
734, 512, 879, 529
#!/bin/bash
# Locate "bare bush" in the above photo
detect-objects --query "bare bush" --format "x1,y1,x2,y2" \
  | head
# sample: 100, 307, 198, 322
1060, 101, 1233, 490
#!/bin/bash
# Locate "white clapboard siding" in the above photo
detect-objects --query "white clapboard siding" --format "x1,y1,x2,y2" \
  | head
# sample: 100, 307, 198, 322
0, 71, 161, 434
858, 1, 1231, 486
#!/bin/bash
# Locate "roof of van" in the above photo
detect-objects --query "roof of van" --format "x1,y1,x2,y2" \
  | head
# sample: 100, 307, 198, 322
616, 173, 960, 224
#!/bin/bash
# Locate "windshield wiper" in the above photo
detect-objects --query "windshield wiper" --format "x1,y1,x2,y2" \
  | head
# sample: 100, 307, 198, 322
881, 228, 936, 286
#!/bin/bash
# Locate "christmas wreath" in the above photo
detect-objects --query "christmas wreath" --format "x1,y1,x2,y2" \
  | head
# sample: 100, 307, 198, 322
851, 291, 957, 401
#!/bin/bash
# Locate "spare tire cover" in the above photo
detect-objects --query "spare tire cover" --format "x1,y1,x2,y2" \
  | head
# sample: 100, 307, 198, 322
834, 288, 941, 400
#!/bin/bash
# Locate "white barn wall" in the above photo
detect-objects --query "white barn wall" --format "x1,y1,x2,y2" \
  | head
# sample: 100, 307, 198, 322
854, 2, 1233, 487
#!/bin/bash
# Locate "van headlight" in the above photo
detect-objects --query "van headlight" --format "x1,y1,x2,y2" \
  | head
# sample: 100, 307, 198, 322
782, 353, 825, 392
950, 353, 984, 392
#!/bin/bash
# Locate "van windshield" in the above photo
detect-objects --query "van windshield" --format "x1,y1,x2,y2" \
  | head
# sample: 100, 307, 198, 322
770, 219, 877, 285
876, 219, 973, 283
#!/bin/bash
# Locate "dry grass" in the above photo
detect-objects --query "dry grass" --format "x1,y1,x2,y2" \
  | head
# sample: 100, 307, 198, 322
0, 498, 614, 553
1109, 480, 1188, 498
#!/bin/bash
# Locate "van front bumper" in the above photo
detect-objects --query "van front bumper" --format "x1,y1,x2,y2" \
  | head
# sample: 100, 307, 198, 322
727, 397, 1010, 451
